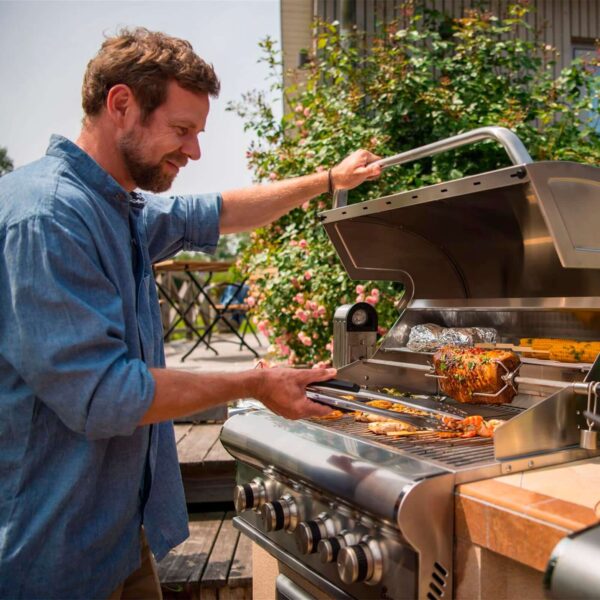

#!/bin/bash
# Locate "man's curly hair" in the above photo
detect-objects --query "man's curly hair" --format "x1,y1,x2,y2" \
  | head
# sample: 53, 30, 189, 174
82, 27, 220, 122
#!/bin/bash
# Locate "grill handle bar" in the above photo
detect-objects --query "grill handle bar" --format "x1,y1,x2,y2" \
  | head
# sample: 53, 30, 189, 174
333, 126, 532, 208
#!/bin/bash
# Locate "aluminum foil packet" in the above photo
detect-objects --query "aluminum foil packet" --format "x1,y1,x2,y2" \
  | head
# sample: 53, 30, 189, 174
406, 323, 497, 352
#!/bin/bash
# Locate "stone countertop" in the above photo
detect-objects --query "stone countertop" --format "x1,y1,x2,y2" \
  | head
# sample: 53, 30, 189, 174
455, 456, 600, 572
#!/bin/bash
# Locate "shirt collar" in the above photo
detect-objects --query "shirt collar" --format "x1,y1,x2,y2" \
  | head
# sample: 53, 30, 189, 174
46, 134, 146, 212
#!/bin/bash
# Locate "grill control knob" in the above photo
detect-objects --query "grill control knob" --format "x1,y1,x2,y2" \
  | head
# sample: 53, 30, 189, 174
337, 538, 383, 585
295, 515, 334, 555
259, 494, 299, 532
318, 534, 349, 563
233, 479, 266, 513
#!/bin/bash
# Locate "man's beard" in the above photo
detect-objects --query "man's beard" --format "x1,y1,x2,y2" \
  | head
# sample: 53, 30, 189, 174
119, 131, 178, 193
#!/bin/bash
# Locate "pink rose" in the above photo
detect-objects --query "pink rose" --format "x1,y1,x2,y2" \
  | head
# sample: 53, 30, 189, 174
371, 288, 380, 297
299, 239, 308, 249
304, 271, 312, 281
295, 104, 303, 113
269, 172, 277, 181
294, 293, 305, 305
298, 332, 312, 347
246, 296, 256, 307
301, 201, 310, 211
365, 295, 378, 305
303, 107, 311, 117
356, 284, 365, 294
294, 309, 309, 323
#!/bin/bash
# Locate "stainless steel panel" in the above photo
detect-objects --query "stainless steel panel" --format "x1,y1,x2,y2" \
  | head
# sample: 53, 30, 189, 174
528, 162, 600, 269
234, 518, 353, 599
220, 411, 449, 526
494, 387, 588, 460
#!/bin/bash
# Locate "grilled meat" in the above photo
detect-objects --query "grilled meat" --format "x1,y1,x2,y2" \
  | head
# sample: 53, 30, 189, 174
433, 346, 520, 404
368, 421, 417, 434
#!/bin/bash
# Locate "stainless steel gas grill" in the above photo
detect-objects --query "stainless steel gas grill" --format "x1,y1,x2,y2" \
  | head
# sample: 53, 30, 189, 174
220, 128, 600, 600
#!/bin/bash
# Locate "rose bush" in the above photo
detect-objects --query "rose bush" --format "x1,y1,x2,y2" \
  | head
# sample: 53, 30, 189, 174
229, 2, 599, 366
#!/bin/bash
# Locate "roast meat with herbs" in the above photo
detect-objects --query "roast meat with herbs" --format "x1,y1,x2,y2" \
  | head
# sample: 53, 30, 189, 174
432, 346, 520, 404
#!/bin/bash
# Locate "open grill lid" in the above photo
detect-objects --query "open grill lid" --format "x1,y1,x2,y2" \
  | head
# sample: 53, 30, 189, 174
320, 127, 600, 301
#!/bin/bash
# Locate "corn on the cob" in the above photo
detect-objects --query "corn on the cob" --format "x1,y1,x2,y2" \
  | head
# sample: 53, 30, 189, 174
519, 338, 600, 363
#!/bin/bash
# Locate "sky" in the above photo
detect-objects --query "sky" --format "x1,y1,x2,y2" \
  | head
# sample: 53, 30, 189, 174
0, 0, 281, 195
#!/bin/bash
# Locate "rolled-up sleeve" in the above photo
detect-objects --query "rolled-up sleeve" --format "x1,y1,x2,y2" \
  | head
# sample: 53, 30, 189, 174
142, 192, 222, 264
1, 214, 155, 439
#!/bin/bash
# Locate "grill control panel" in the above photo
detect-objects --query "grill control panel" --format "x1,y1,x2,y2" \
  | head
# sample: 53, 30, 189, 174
233, 466, 418, 599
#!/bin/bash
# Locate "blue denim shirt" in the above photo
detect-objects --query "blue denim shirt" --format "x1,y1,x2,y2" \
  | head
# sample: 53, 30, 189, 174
0, 135, 222, 598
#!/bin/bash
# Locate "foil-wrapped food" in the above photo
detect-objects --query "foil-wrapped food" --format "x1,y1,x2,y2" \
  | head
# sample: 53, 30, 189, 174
406, 324, 497, 352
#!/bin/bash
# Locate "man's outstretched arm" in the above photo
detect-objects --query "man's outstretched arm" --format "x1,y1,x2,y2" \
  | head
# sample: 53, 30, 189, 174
219, 150, 381, 234
141, 366, 337, 425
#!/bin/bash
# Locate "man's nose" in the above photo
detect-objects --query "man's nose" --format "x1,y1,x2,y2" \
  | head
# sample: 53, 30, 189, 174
182, 135, 201, 161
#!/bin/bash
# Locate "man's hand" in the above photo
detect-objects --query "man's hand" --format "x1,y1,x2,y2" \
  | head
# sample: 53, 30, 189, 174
330, 150, 382, 191
253, 367, 338, 419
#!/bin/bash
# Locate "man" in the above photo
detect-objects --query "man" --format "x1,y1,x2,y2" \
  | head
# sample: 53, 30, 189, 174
0, 28, 381, 598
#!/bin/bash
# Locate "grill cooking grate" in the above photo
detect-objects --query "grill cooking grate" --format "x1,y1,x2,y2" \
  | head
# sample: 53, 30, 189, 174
310, 407, 521, 469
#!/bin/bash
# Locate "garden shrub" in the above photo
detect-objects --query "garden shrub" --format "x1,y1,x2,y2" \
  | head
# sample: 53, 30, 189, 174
229, 2, 599, 366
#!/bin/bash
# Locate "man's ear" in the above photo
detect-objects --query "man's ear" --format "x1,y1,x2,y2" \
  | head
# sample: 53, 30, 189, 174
106, 84, 138, 127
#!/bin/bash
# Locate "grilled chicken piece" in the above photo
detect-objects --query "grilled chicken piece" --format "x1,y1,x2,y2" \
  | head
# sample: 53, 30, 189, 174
354, 400, 393, 422
433, 346, 520, 404
368, 421, 417, 434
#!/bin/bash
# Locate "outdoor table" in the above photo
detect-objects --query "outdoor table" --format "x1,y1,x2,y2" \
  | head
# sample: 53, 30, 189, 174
153, 259, 232, 357
153, 259, 259, 362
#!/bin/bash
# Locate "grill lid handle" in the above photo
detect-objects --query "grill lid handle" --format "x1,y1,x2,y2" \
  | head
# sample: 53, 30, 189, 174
333, 126, 533, 208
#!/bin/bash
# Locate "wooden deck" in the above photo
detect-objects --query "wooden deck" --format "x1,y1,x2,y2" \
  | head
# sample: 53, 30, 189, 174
174, 423, 236, 505
159, 424, 250, 598
159, 511, 252, 599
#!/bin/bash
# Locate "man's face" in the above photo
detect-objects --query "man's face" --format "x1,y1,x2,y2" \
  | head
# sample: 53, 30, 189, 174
118, 81, 210, 193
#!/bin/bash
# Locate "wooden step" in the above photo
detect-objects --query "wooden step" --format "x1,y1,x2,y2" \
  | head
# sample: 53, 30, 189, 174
159, 512, 251, 600
174, 424, 236, 504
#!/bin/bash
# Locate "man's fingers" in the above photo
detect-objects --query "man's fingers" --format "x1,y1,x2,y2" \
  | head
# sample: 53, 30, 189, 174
304, 367, 337, 383
304, 399, 336, 418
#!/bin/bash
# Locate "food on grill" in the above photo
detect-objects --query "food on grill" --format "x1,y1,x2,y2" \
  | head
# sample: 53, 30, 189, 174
520, 338, 600, 363
313, 409, 345, 420
433, 346, 520, 404
368, 421, 417, 434
407, 324, 497, 352
439, 415, 504, 438
354, 399, 429, 422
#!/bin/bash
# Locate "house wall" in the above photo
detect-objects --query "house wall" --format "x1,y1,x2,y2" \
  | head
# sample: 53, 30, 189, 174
280, 0, 314, 92
312, 0, 600, 75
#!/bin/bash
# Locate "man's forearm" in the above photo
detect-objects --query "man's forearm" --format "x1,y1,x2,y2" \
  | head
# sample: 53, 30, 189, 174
140, 368, 262, 425
220, 170, 329, 234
